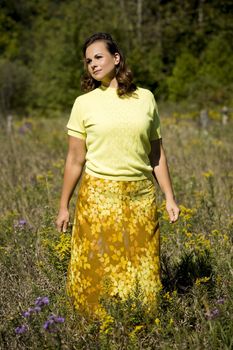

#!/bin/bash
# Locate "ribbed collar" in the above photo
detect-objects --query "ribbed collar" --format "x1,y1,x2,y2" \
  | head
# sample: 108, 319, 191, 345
98, 85, 118, 94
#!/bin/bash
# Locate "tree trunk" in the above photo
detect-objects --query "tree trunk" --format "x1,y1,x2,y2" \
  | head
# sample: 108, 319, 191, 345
137, 0, 142, 44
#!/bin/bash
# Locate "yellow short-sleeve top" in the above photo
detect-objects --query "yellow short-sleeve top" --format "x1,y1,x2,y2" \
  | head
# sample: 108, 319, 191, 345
67, 85, 161, 181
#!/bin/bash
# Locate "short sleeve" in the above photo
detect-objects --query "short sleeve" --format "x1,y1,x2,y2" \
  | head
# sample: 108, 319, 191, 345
66, 97, 86, 139
149, 94, 162, 141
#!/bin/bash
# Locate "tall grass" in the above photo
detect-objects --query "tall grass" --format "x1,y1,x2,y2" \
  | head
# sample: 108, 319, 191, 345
0, 113, 232, 349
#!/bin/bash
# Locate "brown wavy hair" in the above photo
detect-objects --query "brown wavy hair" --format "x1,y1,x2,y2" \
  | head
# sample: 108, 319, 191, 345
81, 32, 137, 97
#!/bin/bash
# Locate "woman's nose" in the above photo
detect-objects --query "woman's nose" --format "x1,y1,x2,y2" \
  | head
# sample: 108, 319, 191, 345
91, 61, 97, 70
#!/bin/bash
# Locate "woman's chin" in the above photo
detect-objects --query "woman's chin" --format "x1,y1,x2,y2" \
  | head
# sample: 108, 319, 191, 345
92, 76, 102, 82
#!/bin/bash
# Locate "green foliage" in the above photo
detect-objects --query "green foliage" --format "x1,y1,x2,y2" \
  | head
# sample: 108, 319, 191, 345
167, 51, 199, 101
0, 0, 233, 115
29, 9, 81, 113
196, 34, 233, 104
0, 59, 32, 118
167, 33, 233, 105
201, 34, 233, 84
0, 11, 19, 59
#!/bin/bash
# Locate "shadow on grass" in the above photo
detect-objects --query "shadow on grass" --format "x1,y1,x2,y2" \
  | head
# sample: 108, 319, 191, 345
161, 250, 214, 294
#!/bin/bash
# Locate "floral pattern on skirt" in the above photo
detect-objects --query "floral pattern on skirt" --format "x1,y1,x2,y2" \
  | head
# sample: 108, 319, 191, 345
67, 173, 161, 317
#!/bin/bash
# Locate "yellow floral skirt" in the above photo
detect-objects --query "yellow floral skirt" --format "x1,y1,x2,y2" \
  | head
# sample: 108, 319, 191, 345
67, 173, 161, 318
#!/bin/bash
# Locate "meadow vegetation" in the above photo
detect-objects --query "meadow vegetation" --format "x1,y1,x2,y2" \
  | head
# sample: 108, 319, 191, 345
0, 111, 232, 349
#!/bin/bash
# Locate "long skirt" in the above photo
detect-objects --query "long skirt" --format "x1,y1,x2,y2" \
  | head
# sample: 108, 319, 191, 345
66, 173, 161, 318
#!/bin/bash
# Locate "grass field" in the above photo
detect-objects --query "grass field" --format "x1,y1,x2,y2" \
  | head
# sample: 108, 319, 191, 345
0, 110, 232, 349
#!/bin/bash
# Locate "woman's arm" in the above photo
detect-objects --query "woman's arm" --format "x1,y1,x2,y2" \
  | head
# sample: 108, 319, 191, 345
56, 136, 86, 232
149, 139, 180, 223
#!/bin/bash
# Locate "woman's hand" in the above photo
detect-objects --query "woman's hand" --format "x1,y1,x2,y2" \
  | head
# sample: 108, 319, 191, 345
56, 208, 70, 232
166, 198, 180, 223
150, 139, 180, 223
56, 136, 86, 233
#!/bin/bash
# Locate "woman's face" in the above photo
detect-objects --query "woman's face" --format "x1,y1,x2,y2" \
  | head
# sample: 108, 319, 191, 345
85, 41, 120, 84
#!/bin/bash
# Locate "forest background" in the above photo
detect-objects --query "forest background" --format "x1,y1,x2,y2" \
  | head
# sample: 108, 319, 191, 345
0, 0, 233, 119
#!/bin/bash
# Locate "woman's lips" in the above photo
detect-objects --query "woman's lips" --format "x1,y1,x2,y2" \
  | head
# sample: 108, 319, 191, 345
93, 70, 101, 74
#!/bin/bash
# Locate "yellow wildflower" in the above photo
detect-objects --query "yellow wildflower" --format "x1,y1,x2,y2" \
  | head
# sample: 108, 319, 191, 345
99, 314, 114, 334
168, 318, 174, 326
212, 139, 223, 147
185, 232, 193, 238
53, 233, 71, 260
129, 325, 144, 339
36, 174, 44, 182
195, 276, 211, 286
134, 325, 143, 332
36, 260, 44, 268
163, 292, 173, 302
179, 205, 196, 222
202, 170, 214, 178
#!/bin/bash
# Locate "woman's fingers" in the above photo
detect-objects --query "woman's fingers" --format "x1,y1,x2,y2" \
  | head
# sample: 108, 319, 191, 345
62, 220, 68, 233
168, 208, 175, 223
56, 209, 69, 232
169, 207, 179, 223
56, 219, 69, 232
56, 219, 64, 232
166, 201, 180, 223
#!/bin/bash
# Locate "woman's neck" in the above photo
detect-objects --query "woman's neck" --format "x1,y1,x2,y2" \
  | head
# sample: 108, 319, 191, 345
101, 77, 118, 89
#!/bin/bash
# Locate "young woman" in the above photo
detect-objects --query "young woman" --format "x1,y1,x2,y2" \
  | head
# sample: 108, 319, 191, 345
56, 32, 179, 318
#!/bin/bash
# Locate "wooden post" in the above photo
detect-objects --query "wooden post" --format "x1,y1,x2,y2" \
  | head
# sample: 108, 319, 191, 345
198, 0, 205, 27
7, 114, 13, 135
200, 109, 209, 129
221, 106, 228, 125
137, 0, 142, 44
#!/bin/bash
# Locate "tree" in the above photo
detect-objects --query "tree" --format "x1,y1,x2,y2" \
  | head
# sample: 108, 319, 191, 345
0, 59, 31, 120
167, 51, 199, 101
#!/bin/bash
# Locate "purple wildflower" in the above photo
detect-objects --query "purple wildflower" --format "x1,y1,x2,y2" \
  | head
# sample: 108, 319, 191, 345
43, 319, 57, 333
49, 314, 65, 323
18, 126, 26, 135
33, 306, 41, 313
206, 307, 220, 320
22, 311, 31, 318
15, 325, 28, 334
53, 316, 65, 323
18, 122, 32, 135
43, 319, 54, 328
43, 315, 65, 333
24, 122, 32, 130
18, 219, 27, 226
14, 219, 27, 230
35, 296, 49, 307
211, 308, 219, 317
216, 297, 225, 305
22, 307, 37, 317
